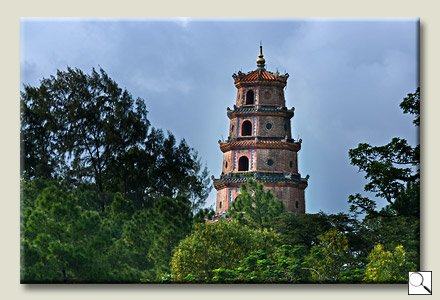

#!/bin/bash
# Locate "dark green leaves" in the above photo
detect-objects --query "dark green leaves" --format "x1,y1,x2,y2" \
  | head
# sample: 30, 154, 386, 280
400, 87, 420, 126
348, 88, 420, 217
228, 179, 285, 230
21, 67, 212, 283
21, 67, 150, 191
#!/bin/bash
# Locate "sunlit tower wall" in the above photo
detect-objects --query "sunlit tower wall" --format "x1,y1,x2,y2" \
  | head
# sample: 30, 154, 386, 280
212, 46, 309, 217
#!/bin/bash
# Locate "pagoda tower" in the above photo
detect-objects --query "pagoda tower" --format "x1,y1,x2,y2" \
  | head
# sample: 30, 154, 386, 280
212, 46, 308, 217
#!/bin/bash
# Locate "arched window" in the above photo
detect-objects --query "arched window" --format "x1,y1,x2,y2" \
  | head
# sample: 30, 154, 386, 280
295, 201, 299, 209
245, 90, 254, 105
238, 156, 249, 171
241, 120, 252, 136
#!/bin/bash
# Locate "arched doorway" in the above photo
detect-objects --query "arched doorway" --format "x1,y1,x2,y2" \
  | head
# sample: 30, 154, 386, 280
245, 90, 254, 105
238, 156, 249, 171
241, 120, 252, 136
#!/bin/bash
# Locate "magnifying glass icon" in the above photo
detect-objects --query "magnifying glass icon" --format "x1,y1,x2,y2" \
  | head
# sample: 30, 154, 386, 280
409, 272, 431, 293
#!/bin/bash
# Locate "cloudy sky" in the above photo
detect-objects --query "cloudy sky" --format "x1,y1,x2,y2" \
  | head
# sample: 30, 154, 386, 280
20, 18, 419, 214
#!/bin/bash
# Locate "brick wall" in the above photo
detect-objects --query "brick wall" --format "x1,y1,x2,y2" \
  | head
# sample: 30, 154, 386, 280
257, 115, 291, 138
255, 148, 298, 173
216, 183, 306, 215
236, 86, 285, 107
216, 188, 228, 215
222, 151, 233, 173
257, 86, 285, 106
269, 185, 306, 214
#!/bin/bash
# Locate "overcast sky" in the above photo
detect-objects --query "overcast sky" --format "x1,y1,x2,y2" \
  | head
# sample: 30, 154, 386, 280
20, 18, 419, 214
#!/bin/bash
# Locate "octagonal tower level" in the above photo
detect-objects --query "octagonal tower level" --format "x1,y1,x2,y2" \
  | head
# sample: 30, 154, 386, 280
213, 46, 308, 216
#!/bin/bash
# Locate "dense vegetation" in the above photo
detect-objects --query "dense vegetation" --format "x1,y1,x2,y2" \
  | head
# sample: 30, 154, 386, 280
20, 68, 419, 283
20, 68, 212, 282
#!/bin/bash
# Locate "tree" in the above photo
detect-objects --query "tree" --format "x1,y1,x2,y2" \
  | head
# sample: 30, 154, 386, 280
228, 179, 285, 230
21, 67, 211, 212
21, 67, 215, 283
21, 67, 150, 208
145, 196, 193, 277
212, 245, 309, 283
103, 129, 212, 211
170, 219, 279, 282
363, 244, 416, 282
193, 207, 215, 224
276, 212, 361, 252
348, 88, 420, 217
21, 184, 119, 283
304, 229, 353, 282
358, 215, 419, 270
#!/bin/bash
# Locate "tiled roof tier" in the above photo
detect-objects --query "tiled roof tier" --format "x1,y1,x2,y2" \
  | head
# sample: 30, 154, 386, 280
232, 69, 289, 87
212, 171, 308, 190
227, 105, 294, 119
219, 138, 301, 153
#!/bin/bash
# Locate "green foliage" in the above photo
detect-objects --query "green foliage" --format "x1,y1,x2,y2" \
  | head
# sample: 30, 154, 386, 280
304, 229, 352, 282
228, 179, 286, 230
348, 88, 420, 217
212, 245, 309, 283
21, 179, 195, 283
104, 130, 212, 212
359, 215, 419, 269
21, 184, 116, 282
363, 244, 416, 282
145, 196, 193, 277
400, 87, 420, 126
170, 219, 279, 282
21, 67, 213, 283
277, 212, 360, 251
21, 67, 150, 189
193, 207, 215, 224
21, 67, 211, 212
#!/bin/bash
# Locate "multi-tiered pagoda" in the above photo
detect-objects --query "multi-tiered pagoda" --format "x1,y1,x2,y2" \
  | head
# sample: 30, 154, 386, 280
213, 46, 308, 217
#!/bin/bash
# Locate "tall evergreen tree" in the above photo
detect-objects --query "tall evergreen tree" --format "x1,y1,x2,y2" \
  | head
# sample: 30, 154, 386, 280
228, 179, 285, 231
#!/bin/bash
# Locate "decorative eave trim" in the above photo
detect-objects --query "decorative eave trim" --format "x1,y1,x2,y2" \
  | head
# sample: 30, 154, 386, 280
234, 80, 287, 89
212, 172, 308, 191
227, 109, 294, 119
219, 140, 301, 153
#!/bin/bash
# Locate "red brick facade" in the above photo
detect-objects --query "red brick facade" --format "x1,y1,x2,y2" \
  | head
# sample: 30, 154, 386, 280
213, 47, 308, 217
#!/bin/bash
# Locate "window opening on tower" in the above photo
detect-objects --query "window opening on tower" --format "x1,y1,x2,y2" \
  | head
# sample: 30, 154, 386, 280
238, 156, 249, 171
245, 90, 254, 105
241, 120, 253, 136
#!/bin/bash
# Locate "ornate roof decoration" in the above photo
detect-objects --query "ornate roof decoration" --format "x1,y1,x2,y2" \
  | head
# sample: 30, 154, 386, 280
227, 105, 294, 119
219, 139, 301, 153
212, 171, 308, 190
232, 69, 289, 85
232, 46, 289, 85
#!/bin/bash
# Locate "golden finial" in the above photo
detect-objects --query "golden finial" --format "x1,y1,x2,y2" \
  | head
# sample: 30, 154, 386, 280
256, 42, 265, 69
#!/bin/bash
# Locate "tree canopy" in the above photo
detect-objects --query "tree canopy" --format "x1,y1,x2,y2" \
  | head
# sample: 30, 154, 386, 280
228, 179, 285, 230
21, 67, 211, 213
348, 88, 420, 218
170, 219, 279, 281
21, 67, 212, 283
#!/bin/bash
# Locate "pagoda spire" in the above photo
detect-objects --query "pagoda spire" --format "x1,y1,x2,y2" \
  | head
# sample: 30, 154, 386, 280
256, 43, 266, 70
